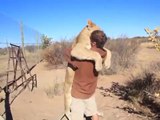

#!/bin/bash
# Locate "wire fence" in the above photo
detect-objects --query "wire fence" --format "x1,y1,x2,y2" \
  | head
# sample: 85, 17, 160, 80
0, 42, 42, 75
0, 12, 43, 47
0, 12, 44, 74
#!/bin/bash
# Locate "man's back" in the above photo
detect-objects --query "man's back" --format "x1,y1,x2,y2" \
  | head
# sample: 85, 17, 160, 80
71, 59, 98, 99
71, 48, 106, 99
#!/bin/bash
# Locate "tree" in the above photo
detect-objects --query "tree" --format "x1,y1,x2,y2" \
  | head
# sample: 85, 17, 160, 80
144, 27, 160, 51
41, 34, 52, 49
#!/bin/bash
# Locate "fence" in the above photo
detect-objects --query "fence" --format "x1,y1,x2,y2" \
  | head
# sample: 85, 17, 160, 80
0, 13, 44, 119
0, 42, 42, 75
0, 12, 44, 75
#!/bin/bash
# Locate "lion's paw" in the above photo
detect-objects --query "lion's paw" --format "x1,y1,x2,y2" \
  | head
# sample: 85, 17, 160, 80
95, 58, 103, 71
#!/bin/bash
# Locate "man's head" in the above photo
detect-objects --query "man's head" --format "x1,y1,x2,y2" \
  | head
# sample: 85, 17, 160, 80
90, 30, 107, 48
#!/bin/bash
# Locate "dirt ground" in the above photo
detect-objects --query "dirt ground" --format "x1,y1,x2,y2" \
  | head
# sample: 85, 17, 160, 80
1, 42, 160, 120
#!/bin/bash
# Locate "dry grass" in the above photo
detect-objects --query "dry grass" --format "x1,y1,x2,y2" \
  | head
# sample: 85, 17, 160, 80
44, 82, 64, 98
101, 38, 140, 75
0, 48, 41, 90
126, 72, 160, 119
0, 47, 41, 73
42, 37, 141, 74
42, 41, 71, 66
148, 61, 160, 77
25, 49, 42, 67
100, 70, 160, 119
0, 54, 8, 73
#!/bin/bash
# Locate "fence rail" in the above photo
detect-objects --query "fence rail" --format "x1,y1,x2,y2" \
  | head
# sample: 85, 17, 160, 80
0, 42, 42, 76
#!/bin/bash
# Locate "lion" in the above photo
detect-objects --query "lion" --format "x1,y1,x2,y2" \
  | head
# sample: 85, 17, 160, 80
64, 20, 111, 118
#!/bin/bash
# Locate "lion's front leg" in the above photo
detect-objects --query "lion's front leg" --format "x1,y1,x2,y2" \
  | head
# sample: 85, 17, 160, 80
94, 55, 103, 71
71, 44, 103, 71
102, 48, 112, 69
64, 67, 75, 114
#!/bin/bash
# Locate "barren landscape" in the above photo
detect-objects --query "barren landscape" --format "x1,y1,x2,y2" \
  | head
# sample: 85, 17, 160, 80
1, 41, 160, 120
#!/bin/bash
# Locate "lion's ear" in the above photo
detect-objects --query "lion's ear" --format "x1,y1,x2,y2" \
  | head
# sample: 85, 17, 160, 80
87, 19, 95, 27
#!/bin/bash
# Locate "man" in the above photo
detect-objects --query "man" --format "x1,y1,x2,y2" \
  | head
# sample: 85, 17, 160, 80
66, 30, 107, 120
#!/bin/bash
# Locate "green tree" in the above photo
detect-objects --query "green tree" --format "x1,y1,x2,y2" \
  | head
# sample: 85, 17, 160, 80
41, 34, 52, 49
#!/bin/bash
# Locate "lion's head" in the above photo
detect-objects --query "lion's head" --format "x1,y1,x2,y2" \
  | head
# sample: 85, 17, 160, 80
76, 20, 101, 45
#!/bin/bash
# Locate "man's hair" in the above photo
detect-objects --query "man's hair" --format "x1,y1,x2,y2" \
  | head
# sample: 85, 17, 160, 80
90, 30, 108, 48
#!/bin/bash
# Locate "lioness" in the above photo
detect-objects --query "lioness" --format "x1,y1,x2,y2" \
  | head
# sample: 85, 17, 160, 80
64, 20, 111, 117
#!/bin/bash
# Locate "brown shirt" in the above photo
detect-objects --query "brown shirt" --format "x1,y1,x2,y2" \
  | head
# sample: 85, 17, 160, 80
71, 59, 98, 99
67, 48, 106, 99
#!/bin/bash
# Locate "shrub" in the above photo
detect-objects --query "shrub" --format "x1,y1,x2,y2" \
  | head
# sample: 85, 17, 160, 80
44, 82, 64, 98
149, 61, 160, 76
0, 48, 7, 55
100, 70, 160, 119
41, 34, 52, 49
42, 37, 140, 72
42, 41, 71, 65
25, 45, 37, 53
101, 38, 140, 75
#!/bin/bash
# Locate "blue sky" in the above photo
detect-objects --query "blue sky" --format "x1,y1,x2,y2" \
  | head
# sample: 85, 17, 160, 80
0, 0, 160, 44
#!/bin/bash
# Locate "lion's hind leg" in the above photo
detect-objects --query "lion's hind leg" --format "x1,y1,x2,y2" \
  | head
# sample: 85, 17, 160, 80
64, 67, 75, 114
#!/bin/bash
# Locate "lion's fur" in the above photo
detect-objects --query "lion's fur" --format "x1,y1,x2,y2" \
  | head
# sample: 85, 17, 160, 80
0, 116, 4, 120
0, 87, 5, 103
64, 20, 111, 114
71, 20, 103, 71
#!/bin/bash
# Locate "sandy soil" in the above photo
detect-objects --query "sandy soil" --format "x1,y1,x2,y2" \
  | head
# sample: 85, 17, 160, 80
0, 42, 160, 120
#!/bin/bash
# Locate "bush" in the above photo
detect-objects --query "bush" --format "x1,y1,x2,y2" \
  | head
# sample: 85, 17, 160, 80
101, 38, 140, 75
100, 71, 160, 119
0, 48, 7, 55
41, 34, 52, 49
44, 82, 64, 98
42, 41, 71, 65
25, 45, 37, 53
127, 72, 160, 119
42, 37, 140, 72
